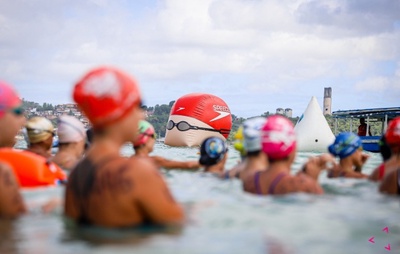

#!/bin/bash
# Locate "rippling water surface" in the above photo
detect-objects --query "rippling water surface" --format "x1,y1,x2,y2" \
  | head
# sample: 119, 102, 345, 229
1, 142, 399, 254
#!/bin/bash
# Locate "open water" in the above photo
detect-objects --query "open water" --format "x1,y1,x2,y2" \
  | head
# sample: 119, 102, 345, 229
0, 142, 399, 254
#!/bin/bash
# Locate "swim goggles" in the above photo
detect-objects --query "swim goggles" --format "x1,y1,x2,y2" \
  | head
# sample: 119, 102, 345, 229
166, 120, 230, 135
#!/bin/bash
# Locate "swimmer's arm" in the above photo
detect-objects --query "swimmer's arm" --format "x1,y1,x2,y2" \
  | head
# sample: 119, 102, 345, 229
354, 154, 370, 173
152, 156, 200, 170
136, 163, 184, 225
300, 154, 336, 181
344, 171, 369, 179
368, 167, 380, 182
379, 171, 398, 195
0, 164, 26, 218
283, 176, 323, 195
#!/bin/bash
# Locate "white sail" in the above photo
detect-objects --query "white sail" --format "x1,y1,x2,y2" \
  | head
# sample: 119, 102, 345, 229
294, 96, 335, 152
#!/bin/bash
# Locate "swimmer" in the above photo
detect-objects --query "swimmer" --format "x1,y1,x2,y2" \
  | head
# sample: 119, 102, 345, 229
0, 81, 26, 217
227, 117, 268, 181
242, 115, 334, 195
65, 67, 184, 227
132, 120, 200, 170
379, 117, 400, 195
327, 132, 369, 179
25, 116, 55, 159
369, 136, 391, 181
226, 126, 247, 177
199, 136, 228, 176
52, 115, 87, 170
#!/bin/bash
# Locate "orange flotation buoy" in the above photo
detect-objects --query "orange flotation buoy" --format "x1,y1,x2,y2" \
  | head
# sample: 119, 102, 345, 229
0, 148, 67, 188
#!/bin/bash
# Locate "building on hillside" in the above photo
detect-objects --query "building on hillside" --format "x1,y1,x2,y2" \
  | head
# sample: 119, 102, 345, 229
285, 108, 293, 118
276, 108, 284, 115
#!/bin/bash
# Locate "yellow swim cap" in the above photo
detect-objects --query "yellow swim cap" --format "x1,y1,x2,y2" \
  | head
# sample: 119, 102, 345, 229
233, 126, 246, 156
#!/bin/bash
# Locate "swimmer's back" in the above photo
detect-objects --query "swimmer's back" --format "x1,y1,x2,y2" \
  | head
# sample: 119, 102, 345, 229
65, 155, 184, 227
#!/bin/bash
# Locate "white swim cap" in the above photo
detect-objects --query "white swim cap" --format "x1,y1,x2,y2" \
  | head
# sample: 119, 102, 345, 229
57, 115, 86, 143
243, 117, 267, 152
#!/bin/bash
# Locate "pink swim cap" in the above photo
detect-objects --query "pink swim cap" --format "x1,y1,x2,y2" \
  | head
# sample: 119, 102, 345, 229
0, 81, 21, 118
261, 115, 296, 160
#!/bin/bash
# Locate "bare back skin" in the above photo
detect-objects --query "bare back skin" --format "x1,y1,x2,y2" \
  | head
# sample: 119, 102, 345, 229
0, 162, 26, 218
243, 166, 323, 195
227, 151, 267, 180
379, 167, 399, 195
369, 154, 400, 182
65, 152, 184, 227
65, 128, 184, 228
243, 154, 327, 195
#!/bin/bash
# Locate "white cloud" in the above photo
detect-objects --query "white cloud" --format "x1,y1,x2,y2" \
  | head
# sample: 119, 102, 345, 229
0, 0, 399, 116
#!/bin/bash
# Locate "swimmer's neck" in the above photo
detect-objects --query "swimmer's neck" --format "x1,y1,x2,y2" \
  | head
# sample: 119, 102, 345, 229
246, 154, 268, 171
57, 143, 82, 158
205, 164, 224, 174
265, 160, 291, 174
133, 146, 151, 157
339, 158, 356, 173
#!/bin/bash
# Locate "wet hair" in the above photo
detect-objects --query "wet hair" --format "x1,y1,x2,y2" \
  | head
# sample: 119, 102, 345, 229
379, 136, 392, 161
247, 150, 261, 157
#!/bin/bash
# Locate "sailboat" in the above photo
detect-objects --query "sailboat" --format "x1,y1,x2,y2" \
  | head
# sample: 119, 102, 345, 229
294, 96, 335, 152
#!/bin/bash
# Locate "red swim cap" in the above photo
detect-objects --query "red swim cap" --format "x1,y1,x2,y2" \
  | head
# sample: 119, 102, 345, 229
73, 67, 142, 128
0, 81, 21, 118
261, 115, 296, 160
385, 117, 400, 147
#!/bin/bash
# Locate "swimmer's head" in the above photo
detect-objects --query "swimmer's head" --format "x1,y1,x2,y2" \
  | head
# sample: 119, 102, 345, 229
385, 117, 400, 152
199, 136, 228, 166
0, 81, 22, 118
261, 115, 296, 160
133, 120, 156, 147
328, 132, 362, 159
26, 117, 54, 144
57, 115, 86, 144
73, 66, 142, 129
233, 126, 246, 156
243, 117, 267, 153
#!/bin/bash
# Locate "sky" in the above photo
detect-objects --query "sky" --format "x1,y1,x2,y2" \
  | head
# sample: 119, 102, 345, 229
0, 0, 399, 118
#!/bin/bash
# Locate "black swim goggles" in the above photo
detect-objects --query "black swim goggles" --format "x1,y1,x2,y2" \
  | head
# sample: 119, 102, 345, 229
166, 120, 230, 135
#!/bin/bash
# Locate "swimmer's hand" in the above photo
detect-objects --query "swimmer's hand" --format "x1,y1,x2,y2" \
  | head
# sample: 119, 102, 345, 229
300, 154, 337, 181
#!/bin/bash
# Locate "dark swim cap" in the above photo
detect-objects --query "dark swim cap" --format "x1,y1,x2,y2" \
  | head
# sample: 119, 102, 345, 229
199, 137, 228, 166
328, 132, 362, 159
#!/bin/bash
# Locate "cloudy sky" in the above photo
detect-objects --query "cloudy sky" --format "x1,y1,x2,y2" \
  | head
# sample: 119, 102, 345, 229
1, 0, 399, 117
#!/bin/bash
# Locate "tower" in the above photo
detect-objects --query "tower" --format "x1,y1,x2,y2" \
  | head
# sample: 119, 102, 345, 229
285, 108, 292, 118
323, 87, 332, 115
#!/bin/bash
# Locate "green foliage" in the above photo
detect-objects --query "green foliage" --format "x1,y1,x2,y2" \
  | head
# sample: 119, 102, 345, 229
22, 99, 54, 112
145, 101, 175, 138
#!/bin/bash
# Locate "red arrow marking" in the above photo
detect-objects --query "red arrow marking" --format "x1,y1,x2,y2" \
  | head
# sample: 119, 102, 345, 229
384, 244, 391, 251
382, 227, 389, 234
369, 237, 375, 243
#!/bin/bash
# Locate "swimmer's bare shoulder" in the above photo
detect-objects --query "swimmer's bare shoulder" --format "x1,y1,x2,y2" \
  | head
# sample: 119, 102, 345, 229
276, 174, 323, 195
128, 157, 185, 224
379, 170, 398, 195
0, 162, 26, 218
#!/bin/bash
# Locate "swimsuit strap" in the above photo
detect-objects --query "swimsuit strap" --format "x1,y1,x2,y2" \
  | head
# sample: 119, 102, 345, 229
254, 171, 262, 195
268, 172, 287, 195
378, 163, 385, 180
